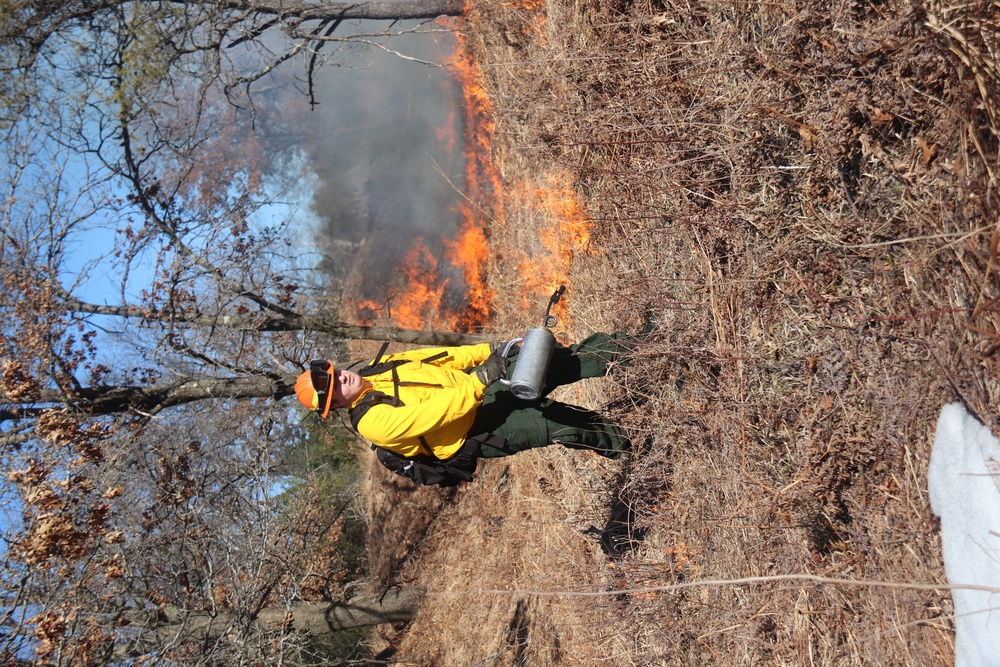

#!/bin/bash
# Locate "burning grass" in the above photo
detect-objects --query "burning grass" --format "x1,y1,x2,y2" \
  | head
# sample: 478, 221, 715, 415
363, 0, 1000, 663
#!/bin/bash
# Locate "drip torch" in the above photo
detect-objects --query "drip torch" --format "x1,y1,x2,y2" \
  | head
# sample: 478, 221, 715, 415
499, 285, 565, 401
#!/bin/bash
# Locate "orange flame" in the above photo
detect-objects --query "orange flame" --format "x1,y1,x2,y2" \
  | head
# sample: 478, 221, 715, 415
507, 173, 592, 324
393, 240, 449, 330
352, 28, 499, 333
354, 7, 588, 334
443, 9, 589, 326
442, 29, 503, 331
355, 299, 382, 327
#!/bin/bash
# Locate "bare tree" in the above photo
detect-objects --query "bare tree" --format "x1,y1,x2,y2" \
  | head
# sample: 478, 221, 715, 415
124, 591, 424, 652
1, 389, 418, 664
1, 0, 465, 111
0, 91, 482, 660
0, 2, 485, 663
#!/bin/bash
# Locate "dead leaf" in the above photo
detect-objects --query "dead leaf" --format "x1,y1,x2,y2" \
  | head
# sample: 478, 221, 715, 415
917, 133, 938, 167
652, 13, 674, 28
799, 125, 817, 151
870, 107, 893, 127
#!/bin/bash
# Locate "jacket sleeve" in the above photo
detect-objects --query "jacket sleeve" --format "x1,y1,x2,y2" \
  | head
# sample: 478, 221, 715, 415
395, 343, 492, 371
357, 374, 488, 445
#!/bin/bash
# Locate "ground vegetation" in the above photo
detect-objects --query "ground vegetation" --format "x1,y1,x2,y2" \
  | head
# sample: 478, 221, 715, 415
363, 0, 1000, 663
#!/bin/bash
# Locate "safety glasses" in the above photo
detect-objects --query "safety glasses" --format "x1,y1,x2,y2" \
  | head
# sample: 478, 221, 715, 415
309, 359, 335, 418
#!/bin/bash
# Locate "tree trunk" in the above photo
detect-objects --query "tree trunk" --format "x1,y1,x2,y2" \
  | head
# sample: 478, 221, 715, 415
63, 297, 489, 347
1, 321, 493, 422
0, 374, 298, 422
225, 0, 467, 20
142, 589, 423, 641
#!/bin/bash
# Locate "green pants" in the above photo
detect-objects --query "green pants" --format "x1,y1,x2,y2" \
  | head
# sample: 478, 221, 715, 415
469, 332, 631, 460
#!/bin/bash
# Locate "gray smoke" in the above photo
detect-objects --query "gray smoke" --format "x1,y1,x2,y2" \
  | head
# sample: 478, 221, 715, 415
287, 28, 471, 310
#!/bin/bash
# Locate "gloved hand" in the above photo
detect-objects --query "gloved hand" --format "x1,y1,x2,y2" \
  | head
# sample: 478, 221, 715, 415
475, 352, 509, 386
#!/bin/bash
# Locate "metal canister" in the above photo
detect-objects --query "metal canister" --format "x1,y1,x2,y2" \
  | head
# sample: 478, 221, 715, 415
500, 327, 556, 401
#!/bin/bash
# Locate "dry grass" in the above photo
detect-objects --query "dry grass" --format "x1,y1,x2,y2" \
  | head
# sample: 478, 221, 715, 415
364, 0, 1000, 664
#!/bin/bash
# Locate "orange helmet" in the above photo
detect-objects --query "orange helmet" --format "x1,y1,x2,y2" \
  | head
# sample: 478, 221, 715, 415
295, 359, 335, 419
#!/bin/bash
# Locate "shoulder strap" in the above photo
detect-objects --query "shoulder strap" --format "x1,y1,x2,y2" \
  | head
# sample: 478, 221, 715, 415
370, 341, 390, 366
355, 344, 448, 379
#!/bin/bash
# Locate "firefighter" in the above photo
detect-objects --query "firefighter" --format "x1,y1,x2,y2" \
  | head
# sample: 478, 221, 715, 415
295, 333, 631, 484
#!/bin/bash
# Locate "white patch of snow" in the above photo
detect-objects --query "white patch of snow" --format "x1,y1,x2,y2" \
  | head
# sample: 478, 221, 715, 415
928, 402, 1000, 666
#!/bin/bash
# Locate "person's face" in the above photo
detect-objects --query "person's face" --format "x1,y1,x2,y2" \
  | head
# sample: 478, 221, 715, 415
331, 369, 365, 408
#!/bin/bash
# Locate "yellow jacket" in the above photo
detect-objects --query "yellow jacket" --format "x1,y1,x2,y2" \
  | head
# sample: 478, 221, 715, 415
349, 343, 492, 460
